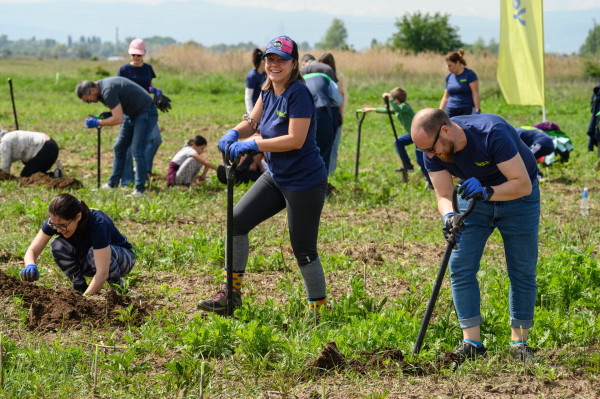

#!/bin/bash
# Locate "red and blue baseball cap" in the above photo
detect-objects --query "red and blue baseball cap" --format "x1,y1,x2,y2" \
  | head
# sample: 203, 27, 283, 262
263, 35, 298, 61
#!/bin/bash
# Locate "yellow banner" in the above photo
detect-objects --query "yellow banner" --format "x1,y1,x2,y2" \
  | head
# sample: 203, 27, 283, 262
497, 0, 545, 106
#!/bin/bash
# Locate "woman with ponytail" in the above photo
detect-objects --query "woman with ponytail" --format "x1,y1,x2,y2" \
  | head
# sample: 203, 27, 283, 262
244, 48, 267, 114
21, 193, 135, 294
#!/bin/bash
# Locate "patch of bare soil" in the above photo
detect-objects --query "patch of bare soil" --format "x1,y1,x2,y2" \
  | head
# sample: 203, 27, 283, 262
20, 172, 82, 189
305, 341, 462, 378
0, 269, 150, 331
0, 170, 16, 181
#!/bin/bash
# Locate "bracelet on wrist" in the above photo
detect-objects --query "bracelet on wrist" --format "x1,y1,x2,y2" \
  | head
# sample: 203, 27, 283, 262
242, 114, 260, 132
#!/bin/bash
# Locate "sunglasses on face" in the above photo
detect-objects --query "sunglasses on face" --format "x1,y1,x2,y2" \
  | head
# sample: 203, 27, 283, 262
416, 123, 445, 153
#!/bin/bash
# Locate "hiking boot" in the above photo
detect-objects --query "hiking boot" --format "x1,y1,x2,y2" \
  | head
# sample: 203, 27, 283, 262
453, 340, 487, 360
395, 165, 414, 172
511, 342, 535, 361
197, 284, 242, 315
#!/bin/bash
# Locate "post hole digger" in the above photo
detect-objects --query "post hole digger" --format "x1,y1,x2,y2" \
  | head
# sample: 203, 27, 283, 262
354, 109, 367, 182
88, 112, 112, 189
412, 186, 477, 356
384, 96, 409, 184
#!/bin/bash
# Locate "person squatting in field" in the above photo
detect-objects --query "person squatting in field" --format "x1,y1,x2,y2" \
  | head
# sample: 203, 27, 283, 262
76, 76, 158, 198
197, 35, 328, 318
117, 38, 163, 186
0, 128, 61, 178
361, 87, 432, 188
20, 193, 135, 295
411, 108, 540, 361
166, 135, 218, 187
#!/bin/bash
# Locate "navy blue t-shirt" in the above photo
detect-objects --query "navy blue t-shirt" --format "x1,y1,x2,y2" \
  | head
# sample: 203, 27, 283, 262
117, 63, 156, 91
445, 68, 478, 110
42, 209, 132, 255
260, 80, 327, 190
425, 114, 538, 186
97, 76, 153, 117
246, 68, 266, 107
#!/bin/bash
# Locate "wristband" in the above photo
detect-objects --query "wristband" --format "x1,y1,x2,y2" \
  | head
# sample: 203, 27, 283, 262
243, 114, 260, 132
485, 186, 494, 200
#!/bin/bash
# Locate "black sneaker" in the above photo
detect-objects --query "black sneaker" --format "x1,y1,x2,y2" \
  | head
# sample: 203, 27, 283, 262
197, 284, 242, 315
511, 342, 535, 361
453, 340, 487, 360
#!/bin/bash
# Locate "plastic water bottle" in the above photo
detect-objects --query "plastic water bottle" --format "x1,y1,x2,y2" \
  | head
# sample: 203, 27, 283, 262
580, 187, 589, 216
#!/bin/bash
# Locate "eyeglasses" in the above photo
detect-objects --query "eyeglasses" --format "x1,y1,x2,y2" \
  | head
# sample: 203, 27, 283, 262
416, 123, 445, 153
131, 54, 143, 57
48, 219, 74, 231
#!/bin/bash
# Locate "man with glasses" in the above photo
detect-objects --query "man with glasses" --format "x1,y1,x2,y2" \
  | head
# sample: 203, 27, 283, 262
75, 76, 158, 198
411, 108, 540, 362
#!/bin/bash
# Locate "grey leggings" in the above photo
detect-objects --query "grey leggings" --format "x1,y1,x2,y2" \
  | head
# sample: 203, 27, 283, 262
175, 157, 205, 186
231, 172, 328, 300
50, 236, 135, 288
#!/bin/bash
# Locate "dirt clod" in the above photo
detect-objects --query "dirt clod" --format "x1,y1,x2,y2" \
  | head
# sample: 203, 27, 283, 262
0, 269, 149, 331
20, 172, 82, 189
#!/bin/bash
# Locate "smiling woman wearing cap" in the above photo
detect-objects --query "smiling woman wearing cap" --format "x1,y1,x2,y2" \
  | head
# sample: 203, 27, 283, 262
197, 35, 329, 321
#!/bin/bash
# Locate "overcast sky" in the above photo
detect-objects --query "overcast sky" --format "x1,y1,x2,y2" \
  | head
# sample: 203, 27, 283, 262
1, 0, 598, 53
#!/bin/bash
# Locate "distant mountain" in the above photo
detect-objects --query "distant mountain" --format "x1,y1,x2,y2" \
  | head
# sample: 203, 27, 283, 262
1, 1, 596, 54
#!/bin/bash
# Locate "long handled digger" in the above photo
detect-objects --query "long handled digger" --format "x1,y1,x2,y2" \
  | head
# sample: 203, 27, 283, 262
383, 96, 409, 184
354, 109, 367, 182
412, 187, 478, 355
223, 151, 239, 317
89, 112, 112, 189
8, 78, 19, 130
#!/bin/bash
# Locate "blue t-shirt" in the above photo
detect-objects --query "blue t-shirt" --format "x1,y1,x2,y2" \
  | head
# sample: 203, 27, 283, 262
445, 67, 478, 110
260, 80, 327, 191
42, 209, 132, 255
425, 114, 538, 186
246, 68, 266, 107
117, 63, 156, 91
97, 76, 153, 117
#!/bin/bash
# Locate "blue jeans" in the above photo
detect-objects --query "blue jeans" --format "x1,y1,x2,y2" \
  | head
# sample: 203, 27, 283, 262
393, 134, 431, 184
449, 182, 540, 330
108, 106, 158, 192
120, 123, 162, 187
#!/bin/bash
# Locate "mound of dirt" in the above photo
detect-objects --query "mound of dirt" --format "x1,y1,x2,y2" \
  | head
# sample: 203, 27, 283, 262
306, 341, 465, 377
0, 269, 149, 331
0, 170, 16, 181
20, 172, 82, 189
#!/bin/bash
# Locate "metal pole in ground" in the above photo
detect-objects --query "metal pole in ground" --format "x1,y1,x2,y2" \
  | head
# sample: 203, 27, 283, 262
412, 187, 477, 355
354, 110, 366, 182
8, 78, 19, 130
384, 96, 408, 184
224, 153, 239, 317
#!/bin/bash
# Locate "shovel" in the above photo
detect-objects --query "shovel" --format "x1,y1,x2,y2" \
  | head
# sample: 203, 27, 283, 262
89, 112, 112, 189
383, 96, 409, 184
412, 186, 477, 355
223, 150, 240, 317
354, 110, 367, 182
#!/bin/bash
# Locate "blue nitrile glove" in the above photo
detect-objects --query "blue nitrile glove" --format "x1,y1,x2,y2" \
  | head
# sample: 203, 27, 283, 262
20, 264, 40, 282
227, 140, 259, 162
458, 177, 487, 200
443, 212, 464, 246
218, 129, 239, 153
85, 116, 100, 128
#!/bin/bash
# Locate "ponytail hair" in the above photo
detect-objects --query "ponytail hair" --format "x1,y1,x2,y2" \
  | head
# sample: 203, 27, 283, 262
445, 49, 467, 66
252, 48, 263, 70
188, 135, 207, 147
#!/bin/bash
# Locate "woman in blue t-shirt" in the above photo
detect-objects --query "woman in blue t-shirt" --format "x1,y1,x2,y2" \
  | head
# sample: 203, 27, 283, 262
439, 49, 480, 117
20, 193, 135, 295
245, 48, 266, 114
197, 35, 328, 319
117, 38, 162, 186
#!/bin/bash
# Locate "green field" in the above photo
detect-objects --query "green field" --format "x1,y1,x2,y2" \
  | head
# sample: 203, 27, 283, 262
0, 57, 599, 398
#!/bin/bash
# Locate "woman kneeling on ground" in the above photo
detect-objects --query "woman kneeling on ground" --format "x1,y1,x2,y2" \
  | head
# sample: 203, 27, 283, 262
197, 35, 328, 318
20, 193, 135, 294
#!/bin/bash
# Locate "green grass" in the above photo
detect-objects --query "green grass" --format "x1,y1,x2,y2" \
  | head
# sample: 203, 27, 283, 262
0, 57, 599, 398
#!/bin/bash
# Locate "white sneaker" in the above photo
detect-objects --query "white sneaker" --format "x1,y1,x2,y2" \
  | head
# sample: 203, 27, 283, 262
101, 183, 115, 190
129, 189, 144, 198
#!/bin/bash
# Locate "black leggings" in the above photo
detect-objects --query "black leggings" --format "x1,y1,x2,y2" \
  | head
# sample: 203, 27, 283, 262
21, 138, 58, 177
233, 172, 327, 265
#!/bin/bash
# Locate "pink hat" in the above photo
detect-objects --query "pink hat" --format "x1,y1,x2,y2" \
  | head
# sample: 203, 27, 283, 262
128, 38, 146, 55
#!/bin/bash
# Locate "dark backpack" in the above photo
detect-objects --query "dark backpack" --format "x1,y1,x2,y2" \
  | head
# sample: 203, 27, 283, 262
586, 84, 600, 150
